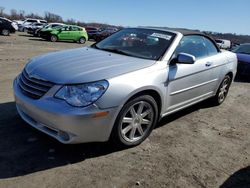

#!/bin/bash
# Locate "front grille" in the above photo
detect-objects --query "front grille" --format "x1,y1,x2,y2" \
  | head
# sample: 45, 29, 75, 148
18, 70, 54, 99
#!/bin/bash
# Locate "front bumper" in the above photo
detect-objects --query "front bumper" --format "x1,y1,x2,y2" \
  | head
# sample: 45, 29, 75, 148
13, 78, 119, 144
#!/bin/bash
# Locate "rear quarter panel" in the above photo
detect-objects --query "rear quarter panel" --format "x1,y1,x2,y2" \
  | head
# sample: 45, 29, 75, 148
216, 51, 237, 89
80, 30, 88, 41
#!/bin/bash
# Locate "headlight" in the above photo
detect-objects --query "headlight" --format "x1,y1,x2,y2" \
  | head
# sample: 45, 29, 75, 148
55, 80, 109, 107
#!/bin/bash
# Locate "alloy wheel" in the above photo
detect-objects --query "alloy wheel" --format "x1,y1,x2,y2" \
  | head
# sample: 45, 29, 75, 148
120, 101, 154, 143
2, 29, 9, 36
79, 37, 86, 44
218, 77, 230, 103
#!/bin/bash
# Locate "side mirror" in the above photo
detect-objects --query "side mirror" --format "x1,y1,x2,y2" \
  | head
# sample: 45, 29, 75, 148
177, 53, 196, 64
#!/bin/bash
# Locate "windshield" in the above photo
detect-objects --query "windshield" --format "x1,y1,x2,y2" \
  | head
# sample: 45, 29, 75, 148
94, 28, 176, 60
233, 44, 250, 55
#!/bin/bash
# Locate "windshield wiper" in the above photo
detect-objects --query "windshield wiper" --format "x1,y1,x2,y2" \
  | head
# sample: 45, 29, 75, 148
91, 43, 100, 49
101, 48, 129, 55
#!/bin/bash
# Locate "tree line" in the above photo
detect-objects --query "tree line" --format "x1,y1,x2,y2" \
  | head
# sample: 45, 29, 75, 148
0, 7, 121, 29
0, 6, 249, 43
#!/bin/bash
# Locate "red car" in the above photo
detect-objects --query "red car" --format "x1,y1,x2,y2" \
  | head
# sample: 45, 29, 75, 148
93, 28, 118, 42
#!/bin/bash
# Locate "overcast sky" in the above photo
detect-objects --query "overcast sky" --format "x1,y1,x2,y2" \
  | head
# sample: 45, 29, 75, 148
1, 0, 249, 35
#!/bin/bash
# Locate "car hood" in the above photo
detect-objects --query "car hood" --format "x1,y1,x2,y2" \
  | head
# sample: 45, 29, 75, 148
236, 53, 250, 63
25, 47, 156, 84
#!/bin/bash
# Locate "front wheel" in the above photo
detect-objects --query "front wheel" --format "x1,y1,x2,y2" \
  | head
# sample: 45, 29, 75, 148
2, 29, 10, 36
50, 35, 58, 42
111, 95, 159, 147
212, 75, 232, 105
79, 37, 86, 44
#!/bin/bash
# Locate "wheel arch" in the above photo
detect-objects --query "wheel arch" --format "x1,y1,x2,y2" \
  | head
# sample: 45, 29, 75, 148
226, 71, 233, 81
122, 89, 163, 119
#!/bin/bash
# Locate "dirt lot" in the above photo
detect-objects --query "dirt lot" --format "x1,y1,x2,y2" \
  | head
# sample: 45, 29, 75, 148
0, 33, 249, 188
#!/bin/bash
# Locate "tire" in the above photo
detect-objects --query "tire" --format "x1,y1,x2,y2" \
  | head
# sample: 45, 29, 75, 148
2, 29, 10, 36
212, 75, 232, 105
111, 95, 159, 147
50, 35, 58, 42
79, 37, 86, 44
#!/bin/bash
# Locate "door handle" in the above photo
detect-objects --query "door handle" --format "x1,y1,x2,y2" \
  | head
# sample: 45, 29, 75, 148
205, 62, 212, 67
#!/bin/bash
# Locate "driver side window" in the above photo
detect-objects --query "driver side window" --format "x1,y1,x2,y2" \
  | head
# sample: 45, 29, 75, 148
174, 35, 208, 60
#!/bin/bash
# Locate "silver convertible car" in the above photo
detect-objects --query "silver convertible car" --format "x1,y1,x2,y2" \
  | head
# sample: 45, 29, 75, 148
13, 28, 237, 146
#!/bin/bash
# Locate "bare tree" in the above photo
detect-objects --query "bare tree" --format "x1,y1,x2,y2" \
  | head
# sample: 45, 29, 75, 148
10, 9, 18, 20
44, 11, 63, 22
0, 7, 5, 17
19, 10, 25, 20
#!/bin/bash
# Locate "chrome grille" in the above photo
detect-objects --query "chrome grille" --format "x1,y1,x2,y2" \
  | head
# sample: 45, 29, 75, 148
18, 70, 54, 99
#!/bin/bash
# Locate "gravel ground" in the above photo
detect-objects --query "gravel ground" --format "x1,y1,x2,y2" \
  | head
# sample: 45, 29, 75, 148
0, 33, 249, 188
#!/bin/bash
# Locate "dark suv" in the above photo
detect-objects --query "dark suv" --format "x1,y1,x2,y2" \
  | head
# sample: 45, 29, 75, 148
85, 27, 100, 40
0, 17, 17, 36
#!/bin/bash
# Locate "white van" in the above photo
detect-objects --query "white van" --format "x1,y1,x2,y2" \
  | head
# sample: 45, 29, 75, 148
215, 39, 231, 50
19, 18, 47, 32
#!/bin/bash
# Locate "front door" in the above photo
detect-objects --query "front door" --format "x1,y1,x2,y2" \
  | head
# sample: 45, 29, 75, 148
57, 26, 70, 40
166, 35, 222, 113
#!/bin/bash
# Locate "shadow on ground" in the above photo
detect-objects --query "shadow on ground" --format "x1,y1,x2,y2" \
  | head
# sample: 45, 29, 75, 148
0, 102, 124, 179
220, 166, 250, 188
28, 38, 82, 44
234, 75, 250, 83
18, 34, 33, 37
0, 99, 217, 179
157, 98, 215, 128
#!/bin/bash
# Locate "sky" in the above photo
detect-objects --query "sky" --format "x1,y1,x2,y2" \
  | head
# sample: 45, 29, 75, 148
1, 0, 250, 35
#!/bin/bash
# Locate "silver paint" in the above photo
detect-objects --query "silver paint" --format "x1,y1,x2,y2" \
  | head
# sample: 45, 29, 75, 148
13, 29, 237, 144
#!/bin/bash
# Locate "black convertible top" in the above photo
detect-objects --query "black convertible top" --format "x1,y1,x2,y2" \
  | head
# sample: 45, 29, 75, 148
139, 26, 220, 51
141, 26, 205, 36
171, 28, 205, 36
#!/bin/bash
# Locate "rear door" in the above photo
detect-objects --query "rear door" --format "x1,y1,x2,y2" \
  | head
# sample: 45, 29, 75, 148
69, 26, 81, 40
57, 26, 70, 40
166, 35, 223, 112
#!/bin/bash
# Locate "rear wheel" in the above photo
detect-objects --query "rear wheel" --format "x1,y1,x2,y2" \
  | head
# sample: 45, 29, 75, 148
50, 35, 58, 42
79, 37, 86, 44
212, 75, 231, 105
111, 95, 158, 147
2, 29, 10, 36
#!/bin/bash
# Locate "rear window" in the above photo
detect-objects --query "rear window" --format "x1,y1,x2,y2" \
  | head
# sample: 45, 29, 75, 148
71, 26, 81, 31
233, 44, 250, 55
27, 20, 37, 23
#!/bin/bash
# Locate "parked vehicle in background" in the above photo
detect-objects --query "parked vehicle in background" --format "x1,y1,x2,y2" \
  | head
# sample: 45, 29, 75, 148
27, 23, 46, 36
215, 39, 231, 50
19, 18, 47, 32
38, 23, 65, 37
13, 20, 24, 30
230, 42, 240, 51
93, 27, 119, 41
85, 26, 100, 40
0, 17, 18, 36
233, 43, 250, 77
41, 25, 88, 44
13, 27, 237, 146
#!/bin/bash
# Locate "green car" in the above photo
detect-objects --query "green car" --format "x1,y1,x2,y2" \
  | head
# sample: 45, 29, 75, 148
41, 25, 88, 44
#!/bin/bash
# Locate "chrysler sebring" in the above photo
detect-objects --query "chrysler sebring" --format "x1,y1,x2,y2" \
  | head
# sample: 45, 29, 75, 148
13, 28, 237, 146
